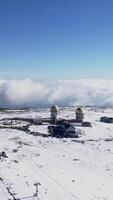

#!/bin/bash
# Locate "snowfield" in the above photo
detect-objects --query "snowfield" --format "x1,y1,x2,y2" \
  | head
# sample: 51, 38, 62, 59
0, 107, 113, 200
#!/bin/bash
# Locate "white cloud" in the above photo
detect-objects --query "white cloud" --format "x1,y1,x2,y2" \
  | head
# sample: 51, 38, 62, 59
0, 79, 113, 108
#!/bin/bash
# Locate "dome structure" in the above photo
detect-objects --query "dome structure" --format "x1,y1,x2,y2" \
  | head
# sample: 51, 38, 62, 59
51, 105, 59, 113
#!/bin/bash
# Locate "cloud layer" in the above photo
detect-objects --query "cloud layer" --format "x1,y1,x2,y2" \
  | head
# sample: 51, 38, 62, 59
0, 79, 113, 108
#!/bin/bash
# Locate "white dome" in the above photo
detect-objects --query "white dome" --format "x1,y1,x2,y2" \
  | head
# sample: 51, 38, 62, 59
51, 105, 59, 112
76, 107, 84, 114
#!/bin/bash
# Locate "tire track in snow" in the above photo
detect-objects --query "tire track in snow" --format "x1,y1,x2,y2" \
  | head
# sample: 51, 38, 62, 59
23, 159, 79, 200
0, 182, 10, 200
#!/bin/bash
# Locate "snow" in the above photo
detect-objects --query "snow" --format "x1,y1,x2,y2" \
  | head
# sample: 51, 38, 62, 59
0, 107, 113, 200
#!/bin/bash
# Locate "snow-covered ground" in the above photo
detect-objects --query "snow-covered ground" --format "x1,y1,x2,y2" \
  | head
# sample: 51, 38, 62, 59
0, 107, 113, 200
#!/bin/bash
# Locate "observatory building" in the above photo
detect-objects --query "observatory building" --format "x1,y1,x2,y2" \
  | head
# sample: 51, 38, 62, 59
50, 105, 59, 124
76, 107, 84, 123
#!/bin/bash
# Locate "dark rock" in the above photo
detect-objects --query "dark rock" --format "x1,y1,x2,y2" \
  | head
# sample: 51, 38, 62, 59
13, 149, 18, 153
0, 151, 8, 159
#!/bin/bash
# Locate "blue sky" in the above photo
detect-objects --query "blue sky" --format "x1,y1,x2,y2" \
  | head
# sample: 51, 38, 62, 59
0, 0, 113, 80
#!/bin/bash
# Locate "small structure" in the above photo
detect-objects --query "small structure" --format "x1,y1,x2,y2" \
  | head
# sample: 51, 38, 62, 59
50, 105, 59, 124
76, 108, 84, 123
100, 116, 113, 123
48, 120, 78, 138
